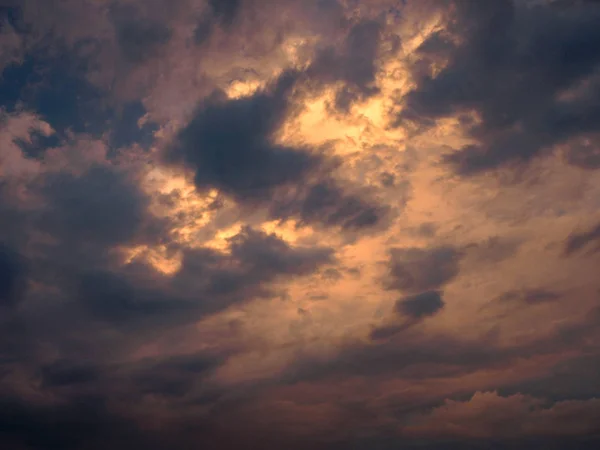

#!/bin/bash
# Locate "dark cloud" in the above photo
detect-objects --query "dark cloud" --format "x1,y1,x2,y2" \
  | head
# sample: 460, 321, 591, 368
498, 353, 600, 403
370, 291, 445, 340
0, 395, 158, 450
380, 171, 396, 187
38, 165, 161, 248
0, 244, 24, 308
0, 51, 159, 152
170, 71, 319, 201
286, 330, 503, 381
399, 0, 600, 173
110, 3, 172, 64
0, 52, 110, 137
171, 70, 390, 231
228, 226, 335, 276
496, 289, 561, 306
39, 359, 101, 388
76, 270, 183, 324
273, 180, 390, 231
133, 352, 225, 399
29, 225, 331, 327
194, 0, 243, 42
564, 221, 600, 256
108, 100, 159, 150
289, 306, 600, 385
369, 322, 410, 341
308, 19, 382, 111
465, 236, 522, 264
174, 226, 334, 315
13, 129, 60, 159
396, 290, 445, 319
386, 246, 462, 293
208, 0, 242, 28
3, 1, 600, 448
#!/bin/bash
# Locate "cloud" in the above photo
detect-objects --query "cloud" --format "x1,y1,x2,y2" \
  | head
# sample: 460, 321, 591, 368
0, 244, 24, 309
399, 0, 600, 174
0, 51, 110, 137
110, 3, 172, 64
386, 246, 462, 293
272, 180, 391, 231
173, 226, 334, 315
3, 1, 600, 448
0, 13, 24, 73
170, 69, 390, 230
496, 289, 561, 306
207, 0, 242, 28
38, 165, 161, 248
404, 391, 600, 439
396, 290, 445, 318
308, 18, 382, 111
499, 353, 600, 402
132, 351, 226, 399
170, 70, 318, 201
564, 221, 600, 255
39, 359, 102, 389
76, 270, 183, 324
0, 395, 160, 450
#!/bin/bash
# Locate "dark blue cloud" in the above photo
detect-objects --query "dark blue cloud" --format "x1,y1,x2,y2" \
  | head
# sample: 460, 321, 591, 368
194, 0, 242, 44
387, 246, 462, 293
0, 244, 24, 309
109, 2, 172, 64
171, 71, 319, 202
171, 70, 390, 230
399, 0, 600, 173
308, 19, 382, 112
395, 290, 445, 319
0, 52, 110, 136
108, 100, 158, 150
1, 11, 159, 153
39, 165, 157, 247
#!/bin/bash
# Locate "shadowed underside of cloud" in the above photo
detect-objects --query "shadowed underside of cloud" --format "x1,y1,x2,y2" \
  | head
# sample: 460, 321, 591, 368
171, 71, 316, 200
564, 221, 600, 256
386, 246, 462, 293
369, 247, 460, 339
396, 290, 445, 318
307, 18, 382, 111
399, 0, 600, 174
0, 244, 24, 308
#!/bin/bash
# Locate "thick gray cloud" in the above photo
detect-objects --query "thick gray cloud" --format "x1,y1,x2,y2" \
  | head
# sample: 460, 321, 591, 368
272, 180, 390, 231
110, 3, 172, 64
396, 290, 445, 318
399, 0, 600, 173
386, 246, 462, 293
564, 221, 600, 256
3, 1, 600, 448
170, 71, 318, 201
496, 289, 561, 306
173, 226, 334, 315
38, 165, 160, 248
170, 70, 390, 231
0, 244, 24, 308
308, 18, 382, 111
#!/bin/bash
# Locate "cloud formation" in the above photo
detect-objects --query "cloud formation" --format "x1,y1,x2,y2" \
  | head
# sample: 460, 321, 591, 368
2, 1, 600, 449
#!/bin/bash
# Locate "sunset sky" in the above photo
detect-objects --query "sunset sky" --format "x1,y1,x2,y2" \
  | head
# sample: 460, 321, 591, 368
1, 0, 600, 448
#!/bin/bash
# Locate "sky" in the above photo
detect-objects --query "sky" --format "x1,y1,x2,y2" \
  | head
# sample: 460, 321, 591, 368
1, 0, 600, 448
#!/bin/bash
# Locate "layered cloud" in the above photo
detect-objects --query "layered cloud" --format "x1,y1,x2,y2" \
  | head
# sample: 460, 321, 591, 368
1, 1, 600, 449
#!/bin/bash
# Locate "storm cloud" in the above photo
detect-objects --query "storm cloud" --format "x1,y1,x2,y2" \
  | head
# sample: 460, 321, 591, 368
400, 0, 600, 174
